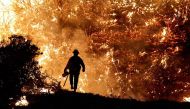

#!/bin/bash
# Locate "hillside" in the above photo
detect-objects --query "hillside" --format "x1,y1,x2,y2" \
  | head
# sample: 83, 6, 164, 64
13, 90, 190, 109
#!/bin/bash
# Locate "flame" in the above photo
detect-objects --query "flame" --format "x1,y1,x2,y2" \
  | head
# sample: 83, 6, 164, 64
40, 87, 54, 94
38, 44, 52, 66
160, 55, 168, 69
160, 27, 167, 42
145, 18, 157, 26
15, 96, 29, 106
183, 97, 190, 102
0, 0, 16, 39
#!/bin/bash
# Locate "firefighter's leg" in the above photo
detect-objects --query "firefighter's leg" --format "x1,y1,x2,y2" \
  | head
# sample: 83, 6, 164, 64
70, 74, 74, 89
74, 73, 79, 92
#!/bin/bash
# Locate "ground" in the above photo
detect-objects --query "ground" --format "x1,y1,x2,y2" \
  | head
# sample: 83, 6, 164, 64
11, 89, 190, 109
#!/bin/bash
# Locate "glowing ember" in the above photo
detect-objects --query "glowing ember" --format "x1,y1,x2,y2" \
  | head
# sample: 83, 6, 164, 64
15, 96, 29, 106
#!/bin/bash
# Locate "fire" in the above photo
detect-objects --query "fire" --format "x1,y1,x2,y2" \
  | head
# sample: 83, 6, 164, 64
183, 97, 190, 102
0, 0, 12, 7
40, 87, 54, 94
38, 44, 52, 66
145, 18, 157, 26
1, 0, 190, 101
15, 96, 29, 106
0, 0, 15, 39
160, 55, 168, 69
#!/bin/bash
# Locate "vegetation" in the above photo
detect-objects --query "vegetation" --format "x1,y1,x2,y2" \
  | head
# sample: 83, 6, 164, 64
0, 35, 45, 106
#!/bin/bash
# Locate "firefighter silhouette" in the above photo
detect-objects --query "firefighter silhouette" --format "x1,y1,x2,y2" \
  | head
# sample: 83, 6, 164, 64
64, 49, 85, 92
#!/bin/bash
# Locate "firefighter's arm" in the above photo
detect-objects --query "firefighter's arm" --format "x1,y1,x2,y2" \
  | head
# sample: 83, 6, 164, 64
81, 59, 85, 72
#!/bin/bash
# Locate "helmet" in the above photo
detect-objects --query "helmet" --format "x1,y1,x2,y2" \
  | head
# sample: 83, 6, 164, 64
73, 49, 79, 54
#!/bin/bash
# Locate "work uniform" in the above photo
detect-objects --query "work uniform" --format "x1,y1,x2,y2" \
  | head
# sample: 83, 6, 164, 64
65, 55, 85, 90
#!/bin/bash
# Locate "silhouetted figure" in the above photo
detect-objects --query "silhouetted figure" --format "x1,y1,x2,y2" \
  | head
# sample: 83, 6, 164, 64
64, 49, 85, 92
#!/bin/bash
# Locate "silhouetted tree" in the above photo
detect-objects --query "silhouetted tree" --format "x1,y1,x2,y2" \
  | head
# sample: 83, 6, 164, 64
0, 35, 45, 105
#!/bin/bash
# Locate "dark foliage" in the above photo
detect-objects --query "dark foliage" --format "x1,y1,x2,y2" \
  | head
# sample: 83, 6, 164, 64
0, 35, 44, 102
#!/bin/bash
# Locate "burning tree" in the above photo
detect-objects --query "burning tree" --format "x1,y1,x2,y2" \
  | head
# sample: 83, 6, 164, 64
0, 35, 45, 101
87, 0, 190, 100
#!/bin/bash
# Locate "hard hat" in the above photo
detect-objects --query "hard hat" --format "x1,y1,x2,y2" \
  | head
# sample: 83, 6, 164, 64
73, 49, 79, 54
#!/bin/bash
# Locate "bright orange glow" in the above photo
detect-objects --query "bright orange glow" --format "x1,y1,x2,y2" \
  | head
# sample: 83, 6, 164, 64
1, 0, 190, 101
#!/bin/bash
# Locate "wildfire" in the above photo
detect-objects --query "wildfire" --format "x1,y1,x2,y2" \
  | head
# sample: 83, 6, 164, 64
1, 0, 190, 101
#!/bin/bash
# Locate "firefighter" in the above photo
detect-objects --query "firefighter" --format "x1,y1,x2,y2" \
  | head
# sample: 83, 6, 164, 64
64, 49, 85, 92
